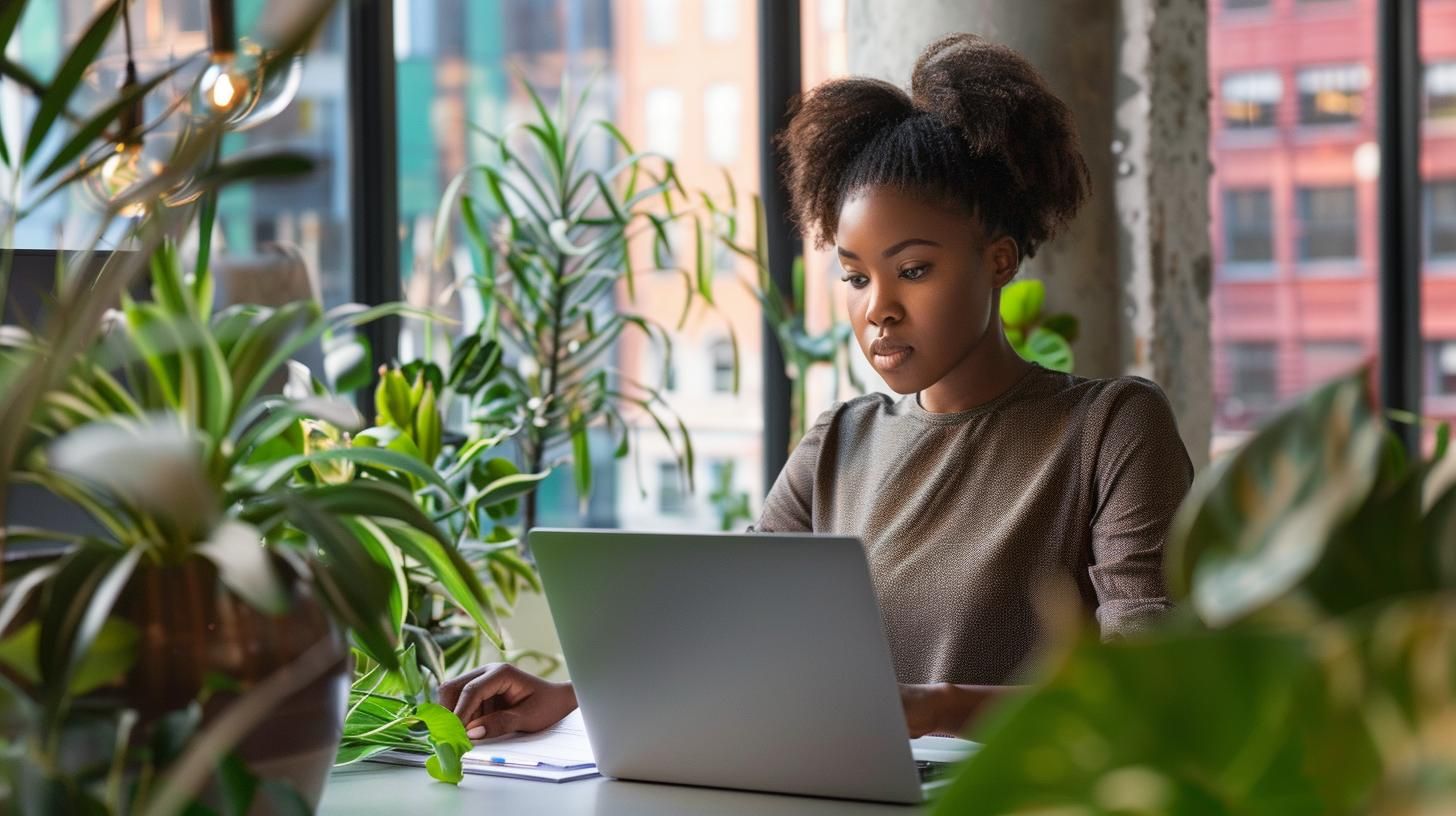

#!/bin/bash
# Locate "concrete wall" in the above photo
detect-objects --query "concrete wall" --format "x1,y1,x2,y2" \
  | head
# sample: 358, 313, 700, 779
846, 0, 1212, 467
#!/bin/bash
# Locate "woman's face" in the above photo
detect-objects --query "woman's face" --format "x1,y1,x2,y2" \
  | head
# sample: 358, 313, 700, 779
834, 186, 1019, 396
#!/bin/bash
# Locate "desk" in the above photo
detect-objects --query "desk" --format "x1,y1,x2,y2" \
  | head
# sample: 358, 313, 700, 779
319, 762, 924, 815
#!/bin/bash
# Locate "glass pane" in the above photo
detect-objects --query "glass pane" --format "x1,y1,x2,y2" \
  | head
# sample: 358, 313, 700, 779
1421, 0, 1456, 449
1209, 0, 1378, 457
402, 1, 850, 531
4, 2, 352, 309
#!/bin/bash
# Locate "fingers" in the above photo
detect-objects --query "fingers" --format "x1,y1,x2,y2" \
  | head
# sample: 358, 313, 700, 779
465, 708, 522, 740
463, 683, 576, 739
437, 664, 493, 713
451, 663, 533, 723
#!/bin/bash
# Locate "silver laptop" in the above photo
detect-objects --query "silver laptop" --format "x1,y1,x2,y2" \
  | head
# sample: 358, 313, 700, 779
529, 529, 977, 804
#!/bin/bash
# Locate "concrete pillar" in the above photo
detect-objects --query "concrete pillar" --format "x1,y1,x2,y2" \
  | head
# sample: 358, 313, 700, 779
846, 0, 1212, 467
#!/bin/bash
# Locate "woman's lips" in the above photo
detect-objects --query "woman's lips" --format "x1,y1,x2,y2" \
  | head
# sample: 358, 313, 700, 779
873, 347, 913, 372
869, 338, 913, 372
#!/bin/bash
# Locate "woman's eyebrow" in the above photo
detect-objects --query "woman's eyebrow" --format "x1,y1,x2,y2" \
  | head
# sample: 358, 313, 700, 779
836, 238, 942, 261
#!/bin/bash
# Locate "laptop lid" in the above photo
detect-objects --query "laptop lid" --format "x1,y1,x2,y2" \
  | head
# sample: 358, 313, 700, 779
529, 529, 924, 804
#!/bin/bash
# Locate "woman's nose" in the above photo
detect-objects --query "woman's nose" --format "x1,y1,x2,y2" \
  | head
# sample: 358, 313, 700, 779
863, 284, 903, 327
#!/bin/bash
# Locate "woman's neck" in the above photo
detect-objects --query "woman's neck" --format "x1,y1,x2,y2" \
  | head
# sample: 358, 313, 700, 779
916, 328, 1034, 414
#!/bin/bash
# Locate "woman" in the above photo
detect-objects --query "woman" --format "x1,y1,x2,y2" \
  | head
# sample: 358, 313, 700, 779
441, 33, 1193, 741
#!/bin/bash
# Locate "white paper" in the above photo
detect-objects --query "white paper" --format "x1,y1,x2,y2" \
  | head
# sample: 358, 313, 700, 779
466, 708, 595, 768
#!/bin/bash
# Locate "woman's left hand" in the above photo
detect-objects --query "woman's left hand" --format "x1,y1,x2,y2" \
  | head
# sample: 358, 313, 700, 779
898, 683, 950, 737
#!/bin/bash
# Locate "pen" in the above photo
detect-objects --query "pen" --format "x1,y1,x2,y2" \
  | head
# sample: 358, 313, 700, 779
484, 756, 592, 771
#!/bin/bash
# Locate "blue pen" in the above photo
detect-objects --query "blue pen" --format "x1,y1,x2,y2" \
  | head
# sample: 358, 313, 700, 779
486, 756, 592, 771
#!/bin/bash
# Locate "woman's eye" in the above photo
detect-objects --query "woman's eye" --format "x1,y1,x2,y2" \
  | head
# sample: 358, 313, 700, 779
900, 265, 929, 281
840, 274, 869, 289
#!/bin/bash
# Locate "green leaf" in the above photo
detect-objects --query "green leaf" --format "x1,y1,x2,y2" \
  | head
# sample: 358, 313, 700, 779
998, 279, 1045, 331
197, 521, 289, 616
0, 2, 27, 64
1041, 312, 1079, 344
1014, 327, 1073, 372
448, 334, 502, 395
23, 1, 121, 163
376, 368, 412, 429
33, 60, 190, 184
934, 629, 1379, 815
38, 545, 142, 721
378, 521, 500, 647
469, 468, 551, 511
415, 383, 443, 464
416, 701, 473, 784
570, 411, 592, 506
1167, 372, 1387, 626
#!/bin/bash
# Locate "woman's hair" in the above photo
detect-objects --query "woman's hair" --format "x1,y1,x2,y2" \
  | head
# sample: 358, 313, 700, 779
778, 33, 1090, 260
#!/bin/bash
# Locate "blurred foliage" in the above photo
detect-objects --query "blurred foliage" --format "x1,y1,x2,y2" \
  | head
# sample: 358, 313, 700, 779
934, 371, 1456, 815
999, 279, 1077, 373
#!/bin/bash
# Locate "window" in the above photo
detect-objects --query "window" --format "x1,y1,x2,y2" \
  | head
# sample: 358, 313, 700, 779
1223, 188, 1275, 266
1221, 71, 1281, 129
1296, 186, 1358, 262
1430, 182, 1456, 262
645, 87, 683, 158
1429, 62, 1456, 121
1301, 341, 1364, 390
1222, 342, 1279, 426
1429, 342, 1456, 397
703, 82, 742, 165
711, 339, 735, 393
644, 0, 679, 45
1297, 64, 1368, 126
658, 461, 686, 515
702, 0, 738, 42
1223, 0, 1269, 9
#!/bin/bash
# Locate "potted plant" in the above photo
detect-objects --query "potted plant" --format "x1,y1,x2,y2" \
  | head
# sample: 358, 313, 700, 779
933, 371, 1456, 814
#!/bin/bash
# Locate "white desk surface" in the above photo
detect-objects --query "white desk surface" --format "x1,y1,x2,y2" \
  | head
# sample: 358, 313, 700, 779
319, 762, 925, 815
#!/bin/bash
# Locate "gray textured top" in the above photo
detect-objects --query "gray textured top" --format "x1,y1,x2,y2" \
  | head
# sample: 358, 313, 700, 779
751, 365, 1193, 686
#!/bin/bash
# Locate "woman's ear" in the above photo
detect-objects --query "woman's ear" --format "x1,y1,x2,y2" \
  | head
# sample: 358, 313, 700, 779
986, 235, 1021, 288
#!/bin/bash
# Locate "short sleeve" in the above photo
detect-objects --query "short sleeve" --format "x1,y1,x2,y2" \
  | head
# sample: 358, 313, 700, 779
747, 405, 839, 533
1087, 380, 1193, 638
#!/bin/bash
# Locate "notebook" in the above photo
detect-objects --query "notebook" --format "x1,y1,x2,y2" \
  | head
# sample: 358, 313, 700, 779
372, 709, 599, 783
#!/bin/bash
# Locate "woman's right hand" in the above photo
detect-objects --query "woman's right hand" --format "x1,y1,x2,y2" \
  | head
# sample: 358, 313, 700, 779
438, 663, 577, 739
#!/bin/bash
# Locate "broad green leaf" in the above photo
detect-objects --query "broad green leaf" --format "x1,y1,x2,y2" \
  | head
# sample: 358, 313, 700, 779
998, 279, 1045, 331
1167, 373, 1386, 627
1015, 327, 1073, 373
416, 701, 473, 784
377, 520, 500, 647
934, 629, 1379, 815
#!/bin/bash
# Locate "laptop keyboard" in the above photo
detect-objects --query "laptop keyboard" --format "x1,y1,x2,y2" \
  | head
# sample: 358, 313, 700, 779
916, 760, 954, 782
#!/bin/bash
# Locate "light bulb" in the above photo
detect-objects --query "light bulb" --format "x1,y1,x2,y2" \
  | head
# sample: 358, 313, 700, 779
83, 141, 164, 217
193, 52, 260, 124
231, 49, 303, 132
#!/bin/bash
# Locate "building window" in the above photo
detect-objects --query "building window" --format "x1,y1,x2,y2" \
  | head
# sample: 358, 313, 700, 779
1301, 341, 1364, 389
711, 211, 735, 274
1224, 342, 1279, 423
644, 0, 679, 45
1221, 71, 1281, 129
1296, 186, 1358, 262
702, 0, 737, 42
1430, 63, 1456, 121
644, 87, 683, 158
1429, 181, 1456, 261
1296, 64, 1368, 126
658, 461, 686, 515
1429, 342, 1456, 397
1223, 188, 1275, 265
710, 339, 734, 393
703, 82, 741, 165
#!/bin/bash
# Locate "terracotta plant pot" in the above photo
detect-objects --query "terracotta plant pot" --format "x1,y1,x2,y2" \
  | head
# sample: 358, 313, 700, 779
115, 557, 352, 809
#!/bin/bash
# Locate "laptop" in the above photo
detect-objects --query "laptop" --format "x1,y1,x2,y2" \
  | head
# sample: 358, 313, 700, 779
528, 529, 979, 804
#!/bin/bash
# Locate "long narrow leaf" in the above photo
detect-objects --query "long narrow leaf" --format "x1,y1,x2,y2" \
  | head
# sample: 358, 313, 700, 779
23, 1, 122, 162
